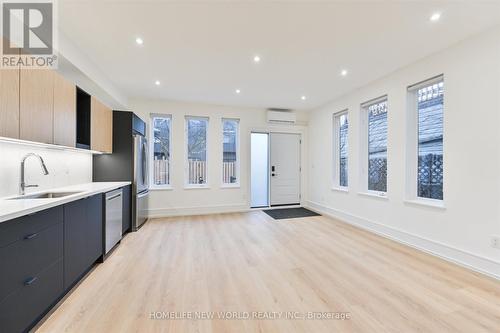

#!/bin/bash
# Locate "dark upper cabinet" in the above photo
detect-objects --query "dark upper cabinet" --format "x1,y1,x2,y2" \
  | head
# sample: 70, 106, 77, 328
63, 194, 103, 289
76, 87, 91, 149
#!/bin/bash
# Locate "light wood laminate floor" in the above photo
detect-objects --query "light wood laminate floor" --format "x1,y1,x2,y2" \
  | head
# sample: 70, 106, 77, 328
36, 211, 500, 333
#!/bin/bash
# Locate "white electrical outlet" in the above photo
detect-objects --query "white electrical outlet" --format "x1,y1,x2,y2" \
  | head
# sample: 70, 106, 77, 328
491, 236, 500, 249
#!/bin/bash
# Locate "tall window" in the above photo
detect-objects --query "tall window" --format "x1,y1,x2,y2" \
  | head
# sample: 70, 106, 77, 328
333, 111, 348, 188
222, 118, 239, 185
186, 116, 208, 186
363, 97, 388, 193
151, 114, 171, 186
409, 77, 444, 200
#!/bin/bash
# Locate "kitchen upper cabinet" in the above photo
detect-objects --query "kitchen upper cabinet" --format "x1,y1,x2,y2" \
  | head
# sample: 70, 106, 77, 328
0, 38, 20, 139
53, 74, 76, 147
0, 64, 20, 139
20, 69, 55, 144
0, 56, 112, 151
91, 96, 112, 153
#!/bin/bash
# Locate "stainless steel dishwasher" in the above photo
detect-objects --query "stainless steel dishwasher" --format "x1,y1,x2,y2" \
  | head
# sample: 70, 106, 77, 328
105, 189, 123, 254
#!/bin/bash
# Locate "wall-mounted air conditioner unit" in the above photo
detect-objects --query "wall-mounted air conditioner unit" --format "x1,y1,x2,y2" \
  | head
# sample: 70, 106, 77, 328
267, 109, 296, 124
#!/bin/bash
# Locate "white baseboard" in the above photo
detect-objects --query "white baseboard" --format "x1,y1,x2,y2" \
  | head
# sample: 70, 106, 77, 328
147, 203, 250, 218
306, 200, 500, 280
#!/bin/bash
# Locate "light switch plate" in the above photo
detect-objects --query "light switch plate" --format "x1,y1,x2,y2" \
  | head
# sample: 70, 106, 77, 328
491, 236, 500, 249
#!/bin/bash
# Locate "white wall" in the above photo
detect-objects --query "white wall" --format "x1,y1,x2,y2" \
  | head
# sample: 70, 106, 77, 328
129, 99, 309, 217
0, 141, 92, 198
57, 31, 128, 109
307, 27, 500, 278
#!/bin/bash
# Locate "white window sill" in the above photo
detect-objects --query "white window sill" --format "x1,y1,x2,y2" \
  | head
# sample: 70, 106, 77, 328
184, 185, 210, 190
221, 184, 240, 189
331, 187, 349, 193
404, 198, 446, 210
357, 191, 388, 200
150, 186, 173, 191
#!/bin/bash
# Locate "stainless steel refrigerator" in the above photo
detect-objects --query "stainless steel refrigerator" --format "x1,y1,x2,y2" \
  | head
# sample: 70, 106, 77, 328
93, 111, 150, 231
134, 134, 149, 229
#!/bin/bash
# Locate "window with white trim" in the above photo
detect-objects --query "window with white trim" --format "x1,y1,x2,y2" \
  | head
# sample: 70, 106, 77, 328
361, 97, 388, 194
185, 116, 208, 186
151, 114, 171, 187
333, 110, 348, 189
222, 118, 239, 185
408, 76, 444, 201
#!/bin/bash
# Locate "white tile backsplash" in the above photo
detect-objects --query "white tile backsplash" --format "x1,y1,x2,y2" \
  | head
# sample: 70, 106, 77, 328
0, 142, 92, 198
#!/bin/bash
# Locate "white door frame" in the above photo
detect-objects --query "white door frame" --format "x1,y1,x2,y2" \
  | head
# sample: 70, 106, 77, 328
248, 127, 305, 209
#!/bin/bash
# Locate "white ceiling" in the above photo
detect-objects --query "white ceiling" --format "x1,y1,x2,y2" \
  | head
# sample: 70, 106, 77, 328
59, 0, 500, 110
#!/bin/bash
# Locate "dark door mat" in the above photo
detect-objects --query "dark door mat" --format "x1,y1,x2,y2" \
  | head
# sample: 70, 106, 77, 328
263, 207, 320, 220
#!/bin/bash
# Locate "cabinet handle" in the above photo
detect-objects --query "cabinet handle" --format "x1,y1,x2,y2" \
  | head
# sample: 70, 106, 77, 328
24, 233, 39, 240
24, 277, 38, 286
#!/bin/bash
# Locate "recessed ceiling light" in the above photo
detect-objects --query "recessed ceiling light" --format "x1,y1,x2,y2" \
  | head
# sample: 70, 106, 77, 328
155, 80, 161, 86
253, 55, 261, 63
301, 95, 307, 101
341, 69, 348, 76
235, 89, 241, 94
430, 12, 441, 22
135, 37, 144, 45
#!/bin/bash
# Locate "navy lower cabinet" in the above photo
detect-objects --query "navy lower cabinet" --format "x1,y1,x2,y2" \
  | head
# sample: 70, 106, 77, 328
0, 192, 105, 332
0, 206, 64, 333
64, 194, 103, 289
87, 194, 103, 264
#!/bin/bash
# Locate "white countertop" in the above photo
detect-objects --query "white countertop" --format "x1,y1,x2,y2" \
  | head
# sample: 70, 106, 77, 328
0, 182, 131, 223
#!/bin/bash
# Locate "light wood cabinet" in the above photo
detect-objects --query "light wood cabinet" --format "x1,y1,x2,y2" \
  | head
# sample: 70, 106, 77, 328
19, 69, 55, 144
0, 37, 20, 139
0, 66, 20, 139
91, 96, 112, 153
53, 74, 76, 147
1, 59, 112, 152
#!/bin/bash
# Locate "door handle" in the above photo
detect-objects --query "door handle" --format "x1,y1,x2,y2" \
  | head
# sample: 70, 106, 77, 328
137, 191, 149, 199
142, 141, 147, 184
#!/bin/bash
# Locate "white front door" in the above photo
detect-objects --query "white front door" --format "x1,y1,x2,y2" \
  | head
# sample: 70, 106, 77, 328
270, 133, 301, 206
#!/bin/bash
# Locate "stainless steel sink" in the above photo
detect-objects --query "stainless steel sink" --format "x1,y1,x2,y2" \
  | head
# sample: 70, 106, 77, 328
8, 191, 83, 200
